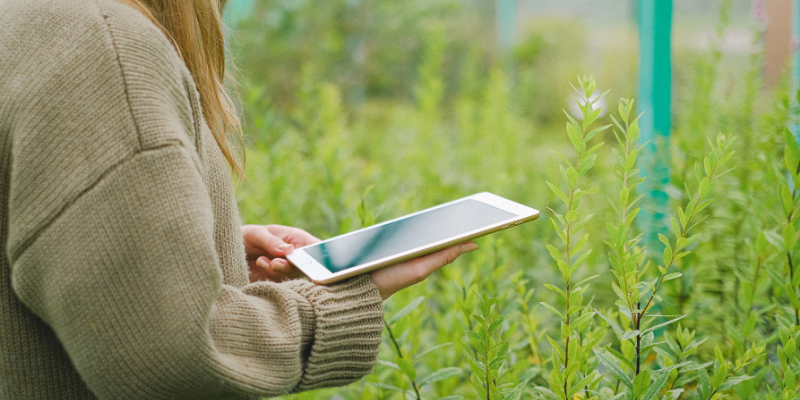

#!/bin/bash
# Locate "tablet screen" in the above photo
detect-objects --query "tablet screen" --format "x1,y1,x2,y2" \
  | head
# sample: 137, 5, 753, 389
303, 199, 516, 273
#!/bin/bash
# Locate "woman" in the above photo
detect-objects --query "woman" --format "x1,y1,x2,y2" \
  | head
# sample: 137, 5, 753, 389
0, 0, 478, 399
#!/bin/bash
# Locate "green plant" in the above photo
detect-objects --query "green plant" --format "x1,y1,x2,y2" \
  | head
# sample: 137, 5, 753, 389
467, 293, 526, 400
594, 94, 741, 399
540, 75, 608, 400
232, 4, 800, 399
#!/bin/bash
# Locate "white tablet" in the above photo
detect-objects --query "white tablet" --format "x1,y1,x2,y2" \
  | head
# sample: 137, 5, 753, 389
286, 192, 540, 284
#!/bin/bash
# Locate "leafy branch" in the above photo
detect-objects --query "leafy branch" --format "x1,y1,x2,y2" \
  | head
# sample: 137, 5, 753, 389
596, 95, 737, 400
542, 75, 608, 400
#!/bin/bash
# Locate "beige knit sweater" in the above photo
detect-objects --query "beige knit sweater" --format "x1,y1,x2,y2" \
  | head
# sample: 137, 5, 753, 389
0, 1, 385, 399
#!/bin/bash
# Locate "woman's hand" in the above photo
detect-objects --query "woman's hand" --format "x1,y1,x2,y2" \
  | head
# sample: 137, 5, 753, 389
242, 223, 479, 299
242, 224, 320, 283
370, 241, 479, 300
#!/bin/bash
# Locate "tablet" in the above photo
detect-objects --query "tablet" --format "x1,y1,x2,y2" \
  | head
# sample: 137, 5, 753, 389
286, 192, 539, 284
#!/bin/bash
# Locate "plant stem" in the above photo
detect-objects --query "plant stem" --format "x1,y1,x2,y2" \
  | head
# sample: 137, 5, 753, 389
788, 251, 799, 326
642, 159, 719, 317
787, 187, 800, 326
385, 320, 421, 400
635, 302, 641, 375
484, 316, 492, 400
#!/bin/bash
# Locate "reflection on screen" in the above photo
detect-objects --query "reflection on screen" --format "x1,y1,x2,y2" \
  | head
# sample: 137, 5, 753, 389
304, 199, 516, 273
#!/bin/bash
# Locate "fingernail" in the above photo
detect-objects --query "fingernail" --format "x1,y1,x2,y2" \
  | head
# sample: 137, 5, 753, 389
271, 260, 287, 272
278, 243, 293, 251
461, 243, 479, 253
256, 257, 269, 269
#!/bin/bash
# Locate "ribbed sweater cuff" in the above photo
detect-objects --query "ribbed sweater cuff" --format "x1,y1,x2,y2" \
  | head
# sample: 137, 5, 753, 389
283, 274, 384, 392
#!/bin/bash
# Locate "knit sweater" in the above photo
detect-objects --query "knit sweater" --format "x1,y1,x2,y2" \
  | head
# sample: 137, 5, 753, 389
0, 1, 385, 399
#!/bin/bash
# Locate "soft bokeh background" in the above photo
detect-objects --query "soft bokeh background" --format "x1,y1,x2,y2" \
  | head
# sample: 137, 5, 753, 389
223, 0, 799, 399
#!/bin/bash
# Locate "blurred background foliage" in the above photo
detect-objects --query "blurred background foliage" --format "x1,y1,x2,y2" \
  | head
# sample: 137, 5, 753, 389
223, 0, 800, 398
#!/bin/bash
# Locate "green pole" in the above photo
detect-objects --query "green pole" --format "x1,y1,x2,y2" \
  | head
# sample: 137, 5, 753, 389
637, 0, 672, 247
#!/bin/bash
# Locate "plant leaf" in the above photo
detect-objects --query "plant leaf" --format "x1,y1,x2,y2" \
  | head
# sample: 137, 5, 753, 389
389, 296, 425, 325
418, 367, 462, 387
594, 349, 633, 389
642, 315, 687, 335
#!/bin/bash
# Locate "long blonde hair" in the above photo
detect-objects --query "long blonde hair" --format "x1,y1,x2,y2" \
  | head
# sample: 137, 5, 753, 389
116, 0, 244, 178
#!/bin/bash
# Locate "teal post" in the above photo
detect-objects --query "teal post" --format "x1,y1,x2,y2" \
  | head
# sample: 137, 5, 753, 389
637, 0, 672, 247
796, 0, 800, 85
495, 0, 516, 52
223, 0, 254, 28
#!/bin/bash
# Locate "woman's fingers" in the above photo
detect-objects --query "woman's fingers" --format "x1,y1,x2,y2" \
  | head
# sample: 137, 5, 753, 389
248, 256, 303, 282
242, 225, 295, 259
243, 224, 322, 283
370, 241, 479, 300
267, 225, 321, 248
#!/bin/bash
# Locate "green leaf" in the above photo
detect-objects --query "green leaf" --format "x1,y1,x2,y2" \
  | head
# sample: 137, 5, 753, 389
621, 330, 640, 340
717, 375, 754, 391
785, 338, 796, 357
540, 302, 565, 319
414, 342, 453, 361
633, 370, 651, 399
642, 315, 687, 335
546, 244, 563, 263
786, 283, 800, 309
697, 369, 711, 399
566, 121, 583, 152
572, 311, 596, 330
396, 357, 417, 381
547, 335, 564, 359
578, 154, 598, 175
786, 128, 800, 166
671, 218, 681, 238
568, 372, 597, 397
547, 181, 570, 205
543, 283, 567, 299
711, 362, 728, 390
641, 368, 670, 400
785, 223, 797, 252
663, 272, 682, 282
743, 313, 757, 337
715, 346, 725, 365
663, 246, 673, 269
594, 308, 624, 335
782, 185, 794, 218
377, 359, 400, 370
765, 229, 786, 252
605, 344, 636, 371
418, 367, 462, 387
594, 349, 633, 389
389, 296, 425, 325
567, 167, 578, 188
658, 233, 670, 248
678, 207, 687, 230
575, 274, 601, 289
366, 382, 405, 392
584, 106, 602, 128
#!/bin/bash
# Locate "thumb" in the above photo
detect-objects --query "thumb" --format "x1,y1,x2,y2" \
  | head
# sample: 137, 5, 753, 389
250, 227, 294, 257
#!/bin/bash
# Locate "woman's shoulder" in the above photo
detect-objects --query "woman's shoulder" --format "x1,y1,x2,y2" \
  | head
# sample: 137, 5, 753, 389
1, 0, 200, 152
0, 0, 188, 82
1, 0, 205, 250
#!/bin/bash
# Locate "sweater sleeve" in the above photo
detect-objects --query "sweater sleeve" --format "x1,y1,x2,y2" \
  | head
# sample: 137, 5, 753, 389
4, 1, 384, 399
10, 144, 383, 399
